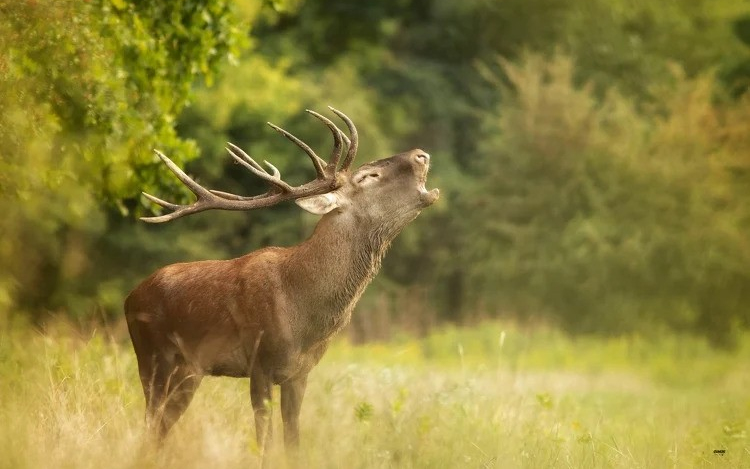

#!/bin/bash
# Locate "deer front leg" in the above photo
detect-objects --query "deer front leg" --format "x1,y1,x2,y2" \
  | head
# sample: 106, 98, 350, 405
281, 373, 308, 448
250, 369, 273, 454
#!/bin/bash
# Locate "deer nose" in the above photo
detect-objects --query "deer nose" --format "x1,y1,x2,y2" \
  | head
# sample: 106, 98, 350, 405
415, 152, 430, 164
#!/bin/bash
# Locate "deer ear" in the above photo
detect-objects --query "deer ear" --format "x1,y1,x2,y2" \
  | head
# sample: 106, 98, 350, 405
295, 193, 341, 215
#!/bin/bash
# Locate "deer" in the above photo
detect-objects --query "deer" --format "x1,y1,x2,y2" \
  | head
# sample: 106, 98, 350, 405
124, 108, 439, 453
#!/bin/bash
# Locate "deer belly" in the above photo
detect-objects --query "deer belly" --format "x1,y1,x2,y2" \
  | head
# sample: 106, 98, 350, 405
193, 338, 252, 377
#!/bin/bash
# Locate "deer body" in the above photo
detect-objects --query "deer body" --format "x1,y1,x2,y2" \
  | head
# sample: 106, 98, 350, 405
127, 210, 391, 382
125, 110, 438, 451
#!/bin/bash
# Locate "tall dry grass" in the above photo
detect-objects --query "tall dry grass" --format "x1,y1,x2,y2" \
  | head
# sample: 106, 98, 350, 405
0, 320, 747, 468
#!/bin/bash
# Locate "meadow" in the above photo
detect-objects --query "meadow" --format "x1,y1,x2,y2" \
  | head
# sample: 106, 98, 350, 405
0, 320, 748, 468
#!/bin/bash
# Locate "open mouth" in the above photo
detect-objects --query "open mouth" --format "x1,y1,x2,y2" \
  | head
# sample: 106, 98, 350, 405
417, 161, 439, 206
419, 186, 440, 206
418, 175, 439, 206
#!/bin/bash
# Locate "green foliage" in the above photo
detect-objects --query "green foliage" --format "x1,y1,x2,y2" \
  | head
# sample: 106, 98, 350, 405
464, 53, 750, 346
563, 0, 750, 100
0, 0, 245, 319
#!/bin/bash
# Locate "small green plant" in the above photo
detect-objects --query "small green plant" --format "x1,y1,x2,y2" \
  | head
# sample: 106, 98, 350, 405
354, 401, 374, 423
536, 392, 554, 410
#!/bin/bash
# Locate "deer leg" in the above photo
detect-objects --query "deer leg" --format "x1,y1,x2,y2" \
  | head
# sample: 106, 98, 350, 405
280, 374, 308, 448
157, 365, 202, 439
136, 352, 170, 438
128, 318, 163, 433
141, 360, 162, 434
142, 356, 202, 441
250, 369, 273, 453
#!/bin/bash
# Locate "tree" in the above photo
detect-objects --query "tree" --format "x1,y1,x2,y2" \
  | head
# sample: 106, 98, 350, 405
0, 0, 246, 321
464, 53, 750, 347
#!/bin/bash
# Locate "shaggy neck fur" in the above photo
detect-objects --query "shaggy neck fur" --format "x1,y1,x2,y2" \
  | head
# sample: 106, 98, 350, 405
285, 207, 419, 346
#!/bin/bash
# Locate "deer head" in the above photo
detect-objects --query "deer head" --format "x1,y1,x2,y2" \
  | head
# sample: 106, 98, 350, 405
141, 106, 438, 235
296, 149, 439, 236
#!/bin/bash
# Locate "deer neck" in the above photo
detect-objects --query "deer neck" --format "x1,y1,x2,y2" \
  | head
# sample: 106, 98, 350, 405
284, 211, 401, 343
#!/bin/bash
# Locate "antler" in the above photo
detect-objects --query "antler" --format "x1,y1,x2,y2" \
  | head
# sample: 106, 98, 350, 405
141, 107, 359, 223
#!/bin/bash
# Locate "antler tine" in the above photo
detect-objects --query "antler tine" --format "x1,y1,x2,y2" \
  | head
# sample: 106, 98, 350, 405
328, 107, 358, 171
141, 192, 181, 211
306, 109, 344, 174
226, 142, 264, 172
226, 144, 293, 193
267, 122, 327, 178
151, 150, 213, 198
209, 189, 270, 201
140, 150, 217, 223
339, 130, 351, 147
140, 208, 200, 224
264, 160, 281, 179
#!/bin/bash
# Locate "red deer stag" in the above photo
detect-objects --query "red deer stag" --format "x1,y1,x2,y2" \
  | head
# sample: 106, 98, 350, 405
125, 108, 439, 451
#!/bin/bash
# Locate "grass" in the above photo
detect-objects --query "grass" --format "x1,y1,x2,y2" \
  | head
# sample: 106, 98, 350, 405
0, 320, 748, 468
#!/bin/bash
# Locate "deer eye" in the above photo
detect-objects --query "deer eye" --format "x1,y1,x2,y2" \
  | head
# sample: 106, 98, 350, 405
354, 171, 381, 186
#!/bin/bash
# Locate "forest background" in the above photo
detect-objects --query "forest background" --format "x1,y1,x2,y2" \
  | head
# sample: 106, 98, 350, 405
2, 0, 750, 348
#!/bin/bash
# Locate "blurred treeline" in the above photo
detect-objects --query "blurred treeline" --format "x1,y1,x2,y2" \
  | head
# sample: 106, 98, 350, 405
1, 0, 749, 347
